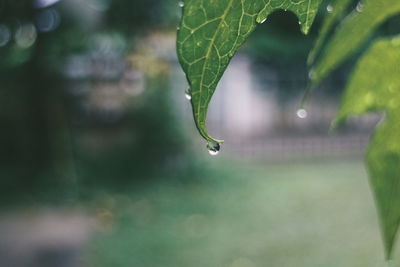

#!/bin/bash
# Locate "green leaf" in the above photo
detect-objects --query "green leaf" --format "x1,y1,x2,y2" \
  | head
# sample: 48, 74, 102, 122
307, 0, 353, 65
177, 0, 322, 145
337, 37, 400, 258
310, 0, 400, 86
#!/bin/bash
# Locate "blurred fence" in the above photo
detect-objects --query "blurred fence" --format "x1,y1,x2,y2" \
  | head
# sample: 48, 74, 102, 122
225, 134, 370, 161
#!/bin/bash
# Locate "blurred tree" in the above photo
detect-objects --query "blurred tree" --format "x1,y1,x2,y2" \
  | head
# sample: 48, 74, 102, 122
0, 0, 187, 203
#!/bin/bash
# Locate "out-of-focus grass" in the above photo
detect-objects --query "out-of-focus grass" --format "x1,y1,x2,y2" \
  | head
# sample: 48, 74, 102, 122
88, 159, 396, 267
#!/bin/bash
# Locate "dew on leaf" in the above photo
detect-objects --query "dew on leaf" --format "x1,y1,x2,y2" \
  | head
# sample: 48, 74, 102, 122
258, 18, 267, 24
207, 142, 220, 156
185, 88, 192, 100
326, 5, 333, 13
178, 1, 184, 8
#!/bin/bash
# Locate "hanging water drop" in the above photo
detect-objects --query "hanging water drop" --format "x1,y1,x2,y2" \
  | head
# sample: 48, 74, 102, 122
284, 9, 287, 11
207, 142, 220, 156
296, 109, 308, 119
177, 26, 180, 30
185, 88, 192, 100
326, 4, 333, 13
178, 1, 184, 8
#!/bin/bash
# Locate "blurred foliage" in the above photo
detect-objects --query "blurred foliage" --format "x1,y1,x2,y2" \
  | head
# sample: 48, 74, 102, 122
0, 0, 189, 204
309, 0, 400, 258
310, 0, 400, 86
105, 0, 177, 34
336, 38, 400, 258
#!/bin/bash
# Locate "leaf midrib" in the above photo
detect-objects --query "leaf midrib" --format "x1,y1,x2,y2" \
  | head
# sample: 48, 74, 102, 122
197, 0, 235, 122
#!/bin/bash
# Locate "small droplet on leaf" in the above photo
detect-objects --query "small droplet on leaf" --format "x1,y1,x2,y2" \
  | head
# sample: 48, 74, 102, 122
296, 109, 308, 119
185, 88, 192, 100
178, 1, 184, 8
177, 26, 180, 30
326, 5, 333, 13
207, 142, 220, 156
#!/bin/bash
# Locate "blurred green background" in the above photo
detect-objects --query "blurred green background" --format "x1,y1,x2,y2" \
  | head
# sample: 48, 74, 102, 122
0, 0, 400, 266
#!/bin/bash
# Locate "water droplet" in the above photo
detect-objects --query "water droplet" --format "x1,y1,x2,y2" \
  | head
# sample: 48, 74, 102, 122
356, 2, 363, 12
284, 9, 287, 11
296, 109, 308, 119
177, 26, 180, 30
298, 21, 302, 25
326, 4, 333, 13
259, 18, 267, 24
178, 1, 184, 7
190, 29, 194, 34
185, 88, 192, 100
207, 142, 220, 156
